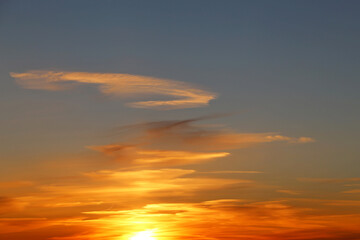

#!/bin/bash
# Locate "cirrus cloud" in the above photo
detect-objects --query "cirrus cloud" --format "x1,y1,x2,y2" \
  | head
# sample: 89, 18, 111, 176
10, 70, 217, 110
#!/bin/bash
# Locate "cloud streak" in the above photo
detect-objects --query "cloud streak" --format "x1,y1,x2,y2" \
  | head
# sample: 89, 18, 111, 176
89, 144, 229, 167
10, 70, 217, 110
298, 178, 360, 184
116, 117, 315, 150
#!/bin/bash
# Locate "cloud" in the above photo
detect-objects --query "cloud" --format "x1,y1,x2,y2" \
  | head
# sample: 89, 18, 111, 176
79, 200, 360, 240
281, 198, 360, 207
1, 173, 360, 240
12, 168, 251, 213
276, 189, 301, 195
0, 181, 33, 188
0, 166, 256, 239
265, 135, 315, 143
0, 223, 92, 240
184, 133, 314, 149
343, 189, 360, 194
323, 200, 360, 206
298, 178, 360, 184
200, 170, 262, 174
10, 70, 217, 110
79, 168, 249, 197
296, 137, 316, 143
0, 196, 21, 215
88, 144, 229, 167
117, 117, 315, 150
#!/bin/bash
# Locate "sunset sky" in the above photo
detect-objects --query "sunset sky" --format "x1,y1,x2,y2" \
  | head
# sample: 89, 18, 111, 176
1, 1, 360, 239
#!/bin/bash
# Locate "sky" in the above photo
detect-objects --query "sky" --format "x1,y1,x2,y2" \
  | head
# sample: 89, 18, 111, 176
0, 0, 360, 239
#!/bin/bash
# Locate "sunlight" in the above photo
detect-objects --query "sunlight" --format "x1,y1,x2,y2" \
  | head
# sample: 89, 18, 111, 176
130, 230, 157, 240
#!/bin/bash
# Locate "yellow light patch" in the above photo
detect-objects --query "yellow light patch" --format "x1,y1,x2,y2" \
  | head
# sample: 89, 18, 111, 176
130, 230, 156, 240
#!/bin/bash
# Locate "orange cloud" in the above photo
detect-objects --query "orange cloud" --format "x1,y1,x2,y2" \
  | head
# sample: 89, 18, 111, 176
0, 181, 33, 188
75, 200, 360, 240
284, 198, 360, 207
0, 197, 20, 215
184, 132, 314, 149
89, 144, 229, 167
5, 168, 250, 217
10, 70, 216, 110
79, 168, 248, 197
118, 117, 315, 150
1, 173, 360, 240
0, 167, 256, 240
343, 189, 360, 194
276, 189, 301, 195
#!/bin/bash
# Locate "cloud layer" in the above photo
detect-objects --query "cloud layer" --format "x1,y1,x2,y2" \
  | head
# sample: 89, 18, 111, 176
10, 70, 217, 110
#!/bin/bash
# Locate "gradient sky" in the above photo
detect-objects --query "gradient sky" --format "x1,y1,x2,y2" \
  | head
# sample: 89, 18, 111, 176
1, 1, 360, 239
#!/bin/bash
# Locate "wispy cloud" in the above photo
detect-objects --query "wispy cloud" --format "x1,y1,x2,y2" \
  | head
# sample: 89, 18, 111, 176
276, 189, 301, 195
0, 181, 33, 188
80, 168, 249, 197
343, 189, 360, 194
298, 178, 360, 183
9, 168, 250, 212
116, 116, 315, 150
88, 116, 314, 169
88, 144, 229, 167
10, 70, 217, 110
200, 170, 262, 174
0, 196, 20, 215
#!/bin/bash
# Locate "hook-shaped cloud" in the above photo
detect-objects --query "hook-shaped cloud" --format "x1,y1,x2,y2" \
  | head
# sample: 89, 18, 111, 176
10, 70, 217, 110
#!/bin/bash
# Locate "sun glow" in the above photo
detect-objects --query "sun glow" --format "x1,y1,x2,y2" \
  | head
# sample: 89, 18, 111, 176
130, 230, 157, 240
